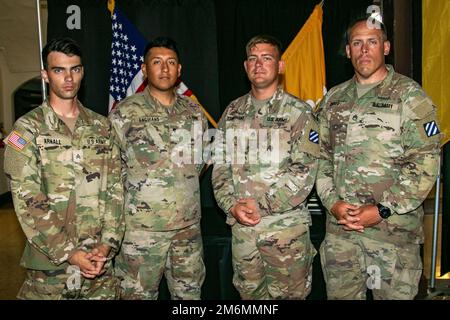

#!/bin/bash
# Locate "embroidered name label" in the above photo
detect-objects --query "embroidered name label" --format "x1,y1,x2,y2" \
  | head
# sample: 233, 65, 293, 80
139, 116, 160, 123
44, 138, 61, 145
86, 138, 107, 145
372, 102, 393, 109
226, 115, 245, 121
266, 116, 288, 123
329, 101, 345, 107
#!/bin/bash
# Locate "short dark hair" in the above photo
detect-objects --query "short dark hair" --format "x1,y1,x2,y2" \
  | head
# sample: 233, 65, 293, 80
143, 36, 180, 62
42, 37, 82, 70
245, 34, 282, 59
346, 16, 388, 44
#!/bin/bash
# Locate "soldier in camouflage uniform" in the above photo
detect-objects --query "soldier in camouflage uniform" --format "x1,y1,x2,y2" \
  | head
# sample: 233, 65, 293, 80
212, 35, 319, 299
3, 37, 125, 300
109, 37, 207, 300
316, 18, 441, 300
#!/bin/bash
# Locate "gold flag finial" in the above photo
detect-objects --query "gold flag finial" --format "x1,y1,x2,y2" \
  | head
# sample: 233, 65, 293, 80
108, 0, 115, 15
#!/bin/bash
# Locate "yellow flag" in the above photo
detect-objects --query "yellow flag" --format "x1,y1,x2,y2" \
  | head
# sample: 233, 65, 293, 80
282, 4, 326, 109
423, 0, 450, 146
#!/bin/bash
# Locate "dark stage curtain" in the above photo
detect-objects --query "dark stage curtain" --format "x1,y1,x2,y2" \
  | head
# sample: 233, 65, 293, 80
47, 0, 220, 120
47, 0, 111, 116
214, 0, 372, 113
47, 0, 372, 117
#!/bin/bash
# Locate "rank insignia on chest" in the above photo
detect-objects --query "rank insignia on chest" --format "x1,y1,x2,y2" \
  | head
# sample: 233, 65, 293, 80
309, 130, 319, 144
73, 150, 84, 163
424, 121, 440, 137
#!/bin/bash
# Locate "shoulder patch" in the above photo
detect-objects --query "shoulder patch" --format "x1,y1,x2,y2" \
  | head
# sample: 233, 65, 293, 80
309, 129, 319, 144
298, 119, 320, 158
424, 121, 440, 138
406, 93, 435, 120
7, 131, 30, 151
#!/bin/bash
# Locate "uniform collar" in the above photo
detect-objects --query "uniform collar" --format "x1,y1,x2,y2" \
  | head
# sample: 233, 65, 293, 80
143, 86, 181, 113
245, 86, 285, 110
42, 99, 93, 131
344, 64, 396, 100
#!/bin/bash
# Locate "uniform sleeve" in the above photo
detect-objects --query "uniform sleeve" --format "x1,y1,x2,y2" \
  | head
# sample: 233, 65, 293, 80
380, 93, 441, 214
3, 124, 79, 265
259, 112, 319, 214
100, 125, 125, 256
315, 96, 341, 212
211, 108, 238, 224
109, 110, 128, 189
195, 109, 209, 173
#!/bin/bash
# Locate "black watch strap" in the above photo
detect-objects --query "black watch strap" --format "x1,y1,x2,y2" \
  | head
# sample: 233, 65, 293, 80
376, 203, 392, 219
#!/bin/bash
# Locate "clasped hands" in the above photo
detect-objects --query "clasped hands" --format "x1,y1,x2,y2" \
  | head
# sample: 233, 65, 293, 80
230, 198, 262, 226
68, 244, 111, 279
331, 200, 383, 232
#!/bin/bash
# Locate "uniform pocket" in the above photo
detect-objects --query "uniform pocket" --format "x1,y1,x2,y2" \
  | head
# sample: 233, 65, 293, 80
128, 122, 169, 169
36, 136, 73, 209
362, 105, 401, 137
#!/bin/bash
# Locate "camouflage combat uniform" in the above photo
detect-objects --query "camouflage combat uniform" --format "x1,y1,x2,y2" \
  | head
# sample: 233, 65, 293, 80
3, 101, 125, 300
109, 88, 207, 300
316, 65, 441, 299
212, 87, 319, 299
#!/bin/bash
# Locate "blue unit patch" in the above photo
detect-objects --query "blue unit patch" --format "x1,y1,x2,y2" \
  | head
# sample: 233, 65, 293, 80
424, 121, 440, 137
309, 130, 319, 144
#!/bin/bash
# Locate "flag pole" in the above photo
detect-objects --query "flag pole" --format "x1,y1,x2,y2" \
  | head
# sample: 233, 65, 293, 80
35, 0, 46, 101
429, 151, 442, 291
198, 104, 218, 129
108, 0, 115, 15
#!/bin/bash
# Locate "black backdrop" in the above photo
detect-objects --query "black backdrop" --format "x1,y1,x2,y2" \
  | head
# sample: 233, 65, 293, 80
47, 0, 372, 118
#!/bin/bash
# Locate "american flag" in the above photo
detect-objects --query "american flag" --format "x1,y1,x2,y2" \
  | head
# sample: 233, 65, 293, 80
108, 7, 147, 112
7, 131, 28, 151
108, 3, 200, 113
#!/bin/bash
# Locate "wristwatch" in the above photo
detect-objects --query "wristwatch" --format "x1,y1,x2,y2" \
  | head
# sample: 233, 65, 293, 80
376, 203, 392, 219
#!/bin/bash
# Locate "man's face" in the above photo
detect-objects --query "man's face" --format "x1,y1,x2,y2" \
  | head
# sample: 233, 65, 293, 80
346, 21, 390, 82
244, 43, 284, 90
41, 51, 83, 100
142, 47, 181, 92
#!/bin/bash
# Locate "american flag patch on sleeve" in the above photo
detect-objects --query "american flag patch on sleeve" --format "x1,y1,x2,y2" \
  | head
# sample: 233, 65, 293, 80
7, 131, 29, 151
